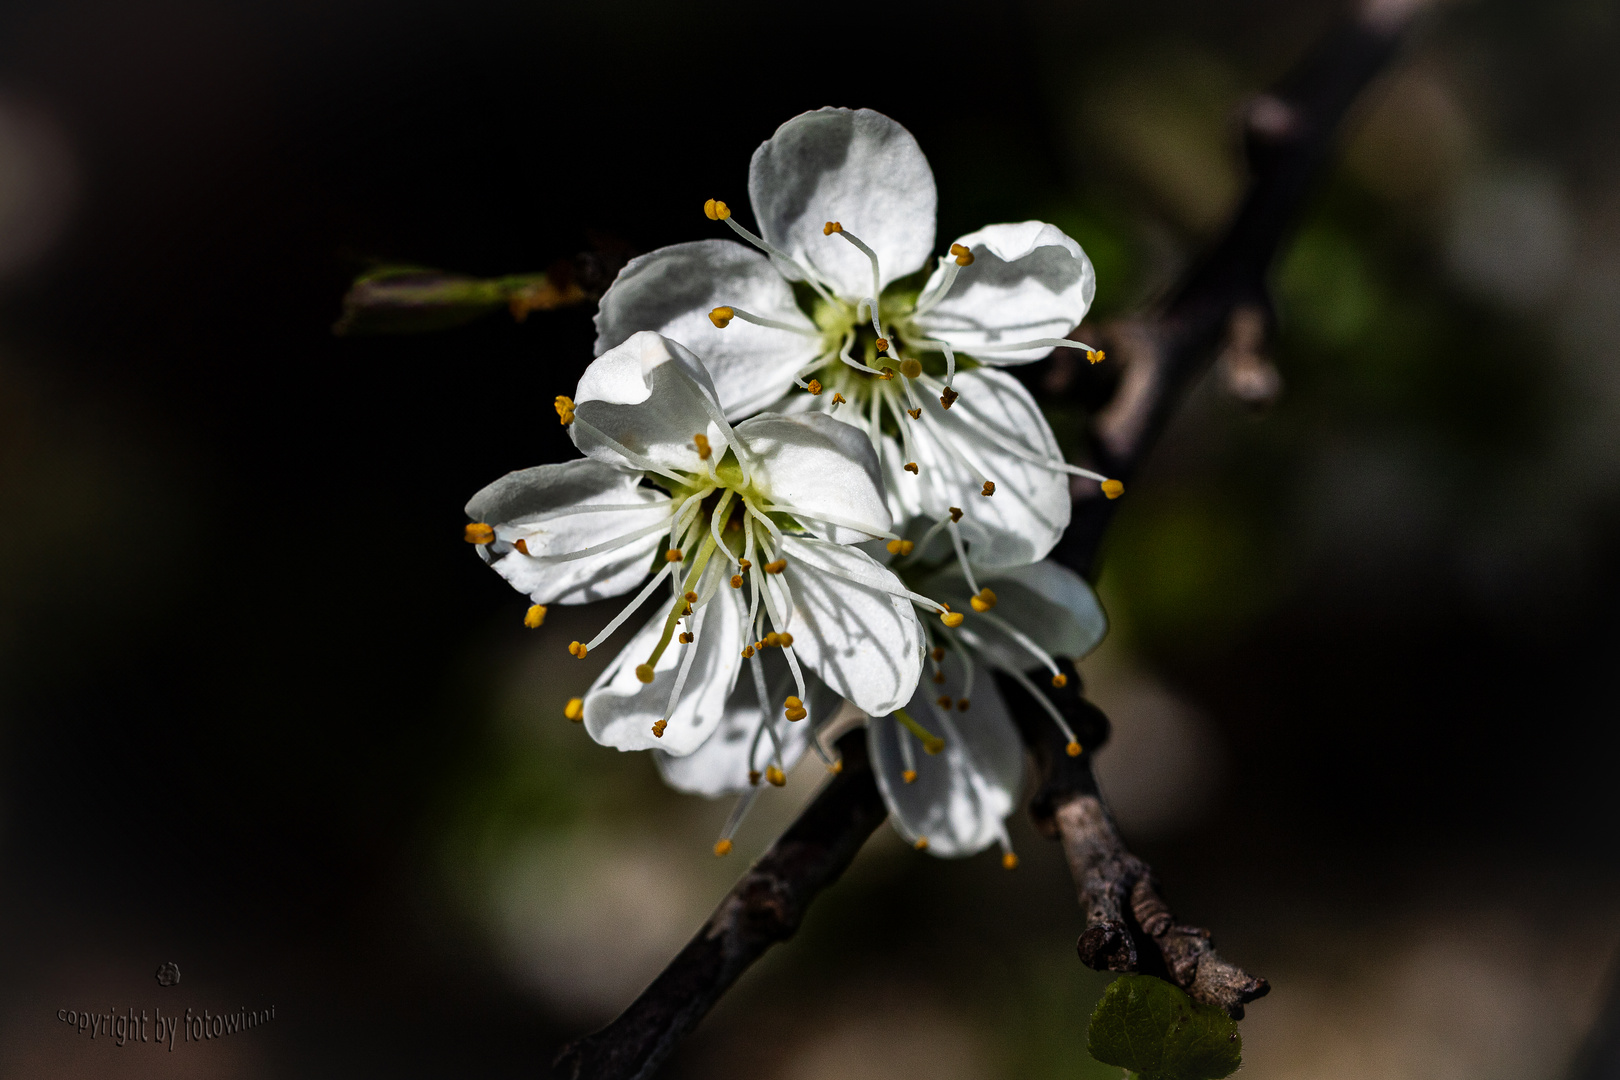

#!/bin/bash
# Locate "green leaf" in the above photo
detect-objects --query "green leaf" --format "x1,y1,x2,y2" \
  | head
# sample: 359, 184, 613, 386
1086, 975, 1242, 1080
332, 266, 580, 336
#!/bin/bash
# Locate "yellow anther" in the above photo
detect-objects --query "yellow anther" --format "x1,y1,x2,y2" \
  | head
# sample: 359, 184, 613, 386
564, 697, 584, 722
1087, 349, 1106, 364
524, 604, 548, 628
822, 220, 843, 235
785, 707, 807, 721
652, 719, 667, 737
903, 462, 919, 474
704, 198, 731, 221
981, 481, 996, 497
902, 769, 918, 784
684, 590, 699, 603
635, 663, 656, 684
806, 378, 823, 395
738, 559, 752, 570
555, 395, 576, 425
666, 548, 683, 562
832, 392, 847, 404
464, 522, 495, 545
940, 610, 965, 628
568, 641, 588, 658
907, 407, 921, 420
694, 433, 712, 459
784, 695, 803, 710
713, 838, 733, 856
763, 632, 781, 647
741, 645, 755, 658
678, 631, 693, 644
950, 243, 975, 266
949, 507, 963, 522
765, 765, 786, 787
957, 698, 970, 710
936, 695, 952, 709
1066, 741, 1083, 757
886, 538, 915, 556
899, 358, 922, 379
877, 367, 896, 380
914, 837, 930, 851
765, 559, 786, 574
1051, 673, 1068, 688
939, 386, 959, 409
1101, 479, 1125, 500
509, 538, 528, 555
828, 759, 843, 774
970, 588, 998, 613
932, 671, 946, 684
708, 306, 735, 328
1002, 852, 1019, 870
730, 574, 743, 589
780, 632, 794, 647
748, 769, 761, 786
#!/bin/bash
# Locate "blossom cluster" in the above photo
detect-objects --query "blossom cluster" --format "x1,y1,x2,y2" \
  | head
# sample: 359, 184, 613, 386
464, 108, 1120, 863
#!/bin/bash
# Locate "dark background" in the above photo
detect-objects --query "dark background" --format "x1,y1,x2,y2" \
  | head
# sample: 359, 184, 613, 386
2, 0, 1618, 1076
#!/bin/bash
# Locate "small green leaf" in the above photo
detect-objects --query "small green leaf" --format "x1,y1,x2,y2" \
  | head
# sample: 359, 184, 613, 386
1086, 975, 1241, 1080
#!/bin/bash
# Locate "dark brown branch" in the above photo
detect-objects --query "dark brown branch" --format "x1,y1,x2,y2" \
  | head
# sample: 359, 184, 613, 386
553, 728, 886, 1080
551, 5, 1422, 1072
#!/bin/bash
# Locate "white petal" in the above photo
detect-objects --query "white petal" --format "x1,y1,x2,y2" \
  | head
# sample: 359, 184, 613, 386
774, 535, 923, 716
582, 583, 744, 756
593, 240, 823, 420
928, 560, 1108, 670
738, 412, 891, 543
571, 331, 726, 476
653, 657, 839, 796
912, 221, 1095, 364
748, 107, 937, 301
869, 657, 1023, 858
893, 368, 1070, 567
465, 459, 671, 605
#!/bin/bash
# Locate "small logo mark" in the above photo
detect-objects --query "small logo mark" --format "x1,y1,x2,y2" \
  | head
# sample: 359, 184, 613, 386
155, 962, 181, 988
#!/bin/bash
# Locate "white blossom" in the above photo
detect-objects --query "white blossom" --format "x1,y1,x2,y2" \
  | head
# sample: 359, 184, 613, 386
595, 107, 1122, 571
466, 331, 957, 850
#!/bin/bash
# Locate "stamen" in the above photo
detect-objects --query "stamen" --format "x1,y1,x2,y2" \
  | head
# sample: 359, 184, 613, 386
564, 697, 584, 722
954, 337, 1099, 355
783, 695, 807, 722
530, 517, 679, 566
568, 641, 588, 658
464, 523, 495, 544
703, 199, 731, 221
694, 433, 712, 460
914, 837, 930, 851
1102, 479, 1125, 499
981, 481, 996, 497
892, 707, 945, 754
1002, 848, 1019, 871
885, 538, 915, 556
939, 385, 959, 409
1052, 672, 1068, 688
950, 242, 975, 266
524, 604, 548, 628
713, 785, 763, 856
1088, 349, 1106, 364
832, 392, 847, 405
709, 306, 734, 328
907, 408, 921, 420
764, 559, 787, 574
555, 395, 575, 425
765, 765, 787, 786
582, 563, 675, 652
756, 502, 898, 541
711, 206, 838, 304
970, 588, 997, 613
829, 226, 883, 306
710, 305, 822, 337
568, 415, 696, 487
806, 379, 822, 395
1001, 664, 1084, 756
945, 518, 983, 595
913, 373, 1120, 486
514, 539, 530, 554
977, 609, 1064, 680
666, 548, 683, 562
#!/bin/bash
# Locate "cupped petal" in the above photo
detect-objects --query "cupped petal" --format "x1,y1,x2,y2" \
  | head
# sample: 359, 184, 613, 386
653, 656, 839, 796
465, 458, 672, 605
912, 221, 1095, 364
739, 412, 891, 543
869, 655, 1023, 858
582, 578, 744, 756
571, 331, 727, 477
887, 367, 1070, 567
928, 559, 1108, 671
748, 107, 937, 301
773, 535, 923, 715
593, 240, 824, 420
